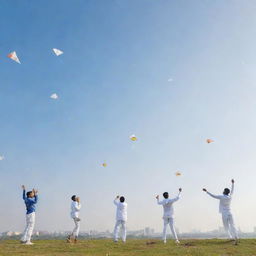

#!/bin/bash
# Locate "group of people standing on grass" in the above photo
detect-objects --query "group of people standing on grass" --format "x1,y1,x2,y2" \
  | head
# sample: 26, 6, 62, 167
20, 179, 238, 245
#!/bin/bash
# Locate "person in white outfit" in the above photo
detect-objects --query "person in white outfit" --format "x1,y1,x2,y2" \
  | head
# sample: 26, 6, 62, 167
67, 195, 81, 243
203, 179, 238, 244
21, 185, 38, 245
113, 195, 127, 243
156, 188, 182, 244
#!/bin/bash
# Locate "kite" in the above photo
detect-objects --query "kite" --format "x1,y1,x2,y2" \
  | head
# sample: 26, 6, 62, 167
175, 171, 181, 176
8, 51, 21, 64
0, 155, 4, 161
53, 48, 63, 56
50, 93, 58, 100
168, 78, 173, 82
102, 163, 107, 167
130, 134, 138, 141
206, 139, 214, 144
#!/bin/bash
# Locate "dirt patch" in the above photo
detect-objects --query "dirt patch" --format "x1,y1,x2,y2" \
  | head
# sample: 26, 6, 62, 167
146, 241, 157, 245
183, 242, 196, 247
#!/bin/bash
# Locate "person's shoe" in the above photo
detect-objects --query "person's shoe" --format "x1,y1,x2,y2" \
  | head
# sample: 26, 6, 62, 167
66, 235, 72, 243
74, 238, 78, 244
114, 240, 118, 243
20, 240, 26, 244
24, 241, 34, 245
234, 239, 238, 245
175, 240, 180, 244
163, 240, 167, 244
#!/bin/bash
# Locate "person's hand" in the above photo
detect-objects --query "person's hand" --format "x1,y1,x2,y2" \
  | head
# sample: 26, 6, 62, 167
231, 179, 235, 184
33, 189, 38, 195
22, 185, 25, 190
116, 195, 120, 199
203, 188, 207, 192
76, 197, 80, 203
179, 188, 182, 192
156, 195, 159, 200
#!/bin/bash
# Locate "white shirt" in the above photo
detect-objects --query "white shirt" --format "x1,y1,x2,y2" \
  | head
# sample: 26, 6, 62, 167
207, 183, 234, 214
114, 200, 128, 221
71, 201, 81, 218
157, 193, 180, 218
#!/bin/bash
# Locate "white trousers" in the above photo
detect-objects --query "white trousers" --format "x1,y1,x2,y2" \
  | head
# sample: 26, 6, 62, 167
163, 217, 178, 241
71, 217, 81, 238
114, 220, 126, 242
222, 212, 238, 239
21, 212, 35, 242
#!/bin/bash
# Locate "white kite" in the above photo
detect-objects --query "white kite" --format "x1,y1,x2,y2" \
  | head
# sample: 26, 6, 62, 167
53, 48, 64, 56
8, 51, 21, 64
130, 134, 138, 141
0, 155, 4, 161
50, 93, 58, 100
168, 78, 173, 82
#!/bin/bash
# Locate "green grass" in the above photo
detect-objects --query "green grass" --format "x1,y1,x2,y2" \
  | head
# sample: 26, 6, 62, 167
1, 239, 256, 256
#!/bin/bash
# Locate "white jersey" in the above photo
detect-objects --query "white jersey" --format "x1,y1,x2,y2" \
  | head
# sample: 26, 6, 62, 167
114, 200, 127, 221
157, 193, 180, 218
71, 201, 81, 218
207, 183, 234, 214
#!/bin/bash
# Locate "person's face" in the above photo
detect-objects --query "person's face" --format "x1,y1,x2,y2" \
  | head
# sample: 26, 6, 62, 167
28, 192, 34, 198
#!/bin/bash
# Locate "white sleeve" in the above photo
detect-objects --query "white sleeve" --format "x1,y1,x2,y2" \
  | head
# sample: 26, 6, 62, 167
206, 192, 222, 199
230, 183, 234, 196
169, 192, 181, 203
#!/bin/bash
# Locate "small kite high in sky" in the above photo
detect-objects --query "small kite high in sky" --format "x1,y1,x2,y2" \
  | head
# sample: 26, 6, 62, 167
8, 51, 21, 64
0, 155, 4, 161
168, 78, 173, 82
102, 162, 107, 167
175, 171, 181, 176
53, 48, 64, 56
130, 134, 138, 141
206, 139, 214, 144
50, 93, 58, 100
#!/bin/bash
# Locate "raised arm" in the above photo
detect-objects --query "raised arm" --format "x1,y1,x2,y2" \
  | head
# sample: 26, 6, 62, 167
230, 179, 234, 195
29, 189, 38, 204
203, 188, 222, 199
34, 189, 38, 203
113, 195, 119, 206
156, 195, 164, 205
168, 188, 182, 203
74, 197, 81, 210
22, 185, 26, 200
74, 202, 81, 210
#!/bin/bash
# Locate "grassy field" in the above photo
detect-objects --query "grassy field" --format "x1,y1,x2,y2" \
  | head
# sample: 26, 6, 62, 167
0, 239, 256, 256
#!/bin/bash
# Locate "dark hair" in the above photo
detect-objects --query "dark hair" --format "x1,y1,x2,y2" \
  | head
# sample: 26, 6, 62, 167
223, 188, 230, 195
163, 192, 169, 199
26, 191, 33, 197
71, 195, 76, 201
120, 196, 125, 203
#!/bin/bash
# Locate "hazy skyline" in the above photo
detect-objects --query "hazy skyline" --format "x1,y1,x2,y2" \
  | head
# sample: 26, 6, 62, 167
1, 0, 256, 234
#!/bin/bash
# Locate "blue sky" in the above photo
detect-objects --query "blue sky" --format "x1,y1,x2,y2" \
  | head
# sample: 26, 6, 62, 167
1, 0, 256, 233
